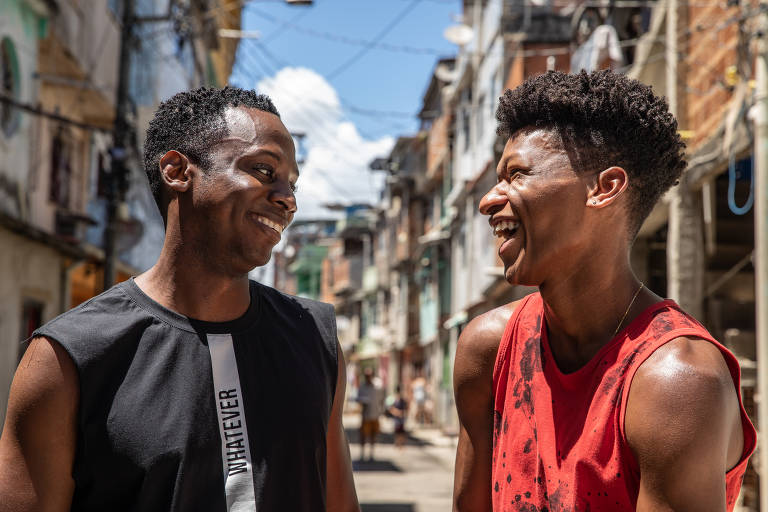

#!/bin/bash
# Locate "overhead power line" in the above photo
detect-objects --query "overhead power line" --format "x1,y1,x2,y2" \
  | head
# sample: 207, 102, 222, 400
327, 0, 422, 79
0, 94, 112, 132
239, 38, 418, 118
246, 6, 447, 56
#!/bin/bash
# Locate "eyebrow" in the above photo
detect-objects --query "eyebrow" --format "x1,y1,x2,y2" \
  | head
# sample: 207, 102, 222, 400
239, 148, 300, 179
501, 152, 529, 168
254, 149, 282, 161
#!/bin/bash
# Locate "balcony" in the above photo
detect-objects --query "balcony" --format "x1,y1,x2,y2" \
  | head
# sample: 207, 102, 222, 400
336, 215, 372, 238
333, 255, 363, 296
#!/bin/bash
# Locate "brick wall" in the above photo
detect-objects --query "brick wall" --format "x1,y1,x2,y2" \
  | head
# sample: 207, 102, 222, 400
427, 114, 449, 179
683, 1, 754, 152
504, 42, 571, 93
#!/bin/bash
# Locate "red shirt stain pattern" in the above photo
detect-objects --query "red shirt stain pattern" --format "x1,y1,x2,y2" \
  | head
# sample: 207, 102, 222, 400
491, 293, 756, 512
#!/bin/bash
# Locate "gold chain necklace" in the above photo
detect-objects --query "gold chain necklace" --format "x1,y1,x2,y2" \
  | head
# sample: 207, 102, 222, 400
612, 283, 644, 338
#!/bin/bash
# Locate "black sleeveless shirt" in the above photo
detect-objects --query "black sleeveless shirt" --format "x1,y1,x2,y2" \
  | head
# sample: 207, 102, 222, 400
33, 278, 338, 512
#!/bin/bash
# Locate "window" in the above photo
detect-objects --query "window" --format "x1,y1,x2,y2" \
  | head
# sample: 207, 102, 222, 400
50, 128, 72, 208
0, 37, 21, 138
460, 87, 472, 152
96, 151, 109, 198
477, 94, 486, 140
461, 108, 471, 152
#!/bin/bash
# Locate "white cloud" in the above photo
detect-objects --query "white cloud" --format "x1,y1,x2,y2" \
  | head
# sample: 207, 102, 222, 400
257, 67, 395, 219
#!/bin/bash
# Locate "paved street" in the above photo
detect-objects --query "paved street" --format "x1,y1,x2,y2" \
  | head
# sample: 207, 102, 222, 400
343, 414, 456, 512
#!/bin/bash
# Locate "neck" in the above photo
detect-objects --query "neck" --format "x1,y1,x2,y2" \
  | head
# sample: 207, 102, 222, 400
134, 231, 252, 323
538, 249, 656, 371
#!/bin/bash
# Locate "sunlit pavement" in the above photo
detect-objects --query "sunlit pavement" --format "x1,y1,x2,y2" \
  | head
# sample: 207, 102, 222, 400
343, 413, 457, 512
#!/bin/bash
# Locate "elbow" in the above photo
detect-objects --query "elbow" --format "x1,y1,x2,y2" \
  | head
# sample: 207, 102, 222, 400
453, 491, 475, 512
453, 487, 491, 512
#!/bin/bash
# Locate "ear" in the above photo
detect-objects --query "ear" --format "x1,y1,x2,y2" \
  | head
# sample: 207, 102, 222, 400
159, 150, 193, 194
586, 166, 629, 208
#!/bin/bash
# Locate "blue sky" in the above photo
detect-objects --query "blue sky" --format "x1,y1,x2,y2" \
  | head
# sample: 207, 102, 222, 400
231, 0, 461, 140
228, 0, 462, 219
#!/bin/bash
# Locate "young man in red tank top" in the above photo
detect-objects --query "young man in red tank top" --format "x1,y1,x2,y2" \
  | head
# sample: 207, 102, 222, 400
453, 71, 756, 512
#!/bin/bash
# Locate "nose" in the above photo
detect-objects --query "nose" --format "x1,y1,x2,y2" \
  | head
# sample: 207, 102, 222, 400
270, 183, 297, 214
479, 182, 509, 216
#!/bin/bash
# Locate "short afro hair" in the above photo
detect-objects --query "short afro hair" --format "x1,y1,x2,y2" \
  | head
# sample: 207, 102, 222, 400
496, 70, 686, 237
143, 86, 279, 219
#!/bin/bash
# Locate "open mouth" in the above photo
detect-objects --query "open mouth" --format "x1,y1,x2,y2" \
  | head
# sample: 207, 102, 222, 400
252, 214, 284, 235
493, 220, 520, 238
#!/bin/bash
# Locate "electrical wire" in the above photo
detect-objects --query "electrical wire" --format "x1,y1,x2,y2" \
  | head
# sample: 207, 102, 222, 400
0, 94, 112, 132
237, 38, 421, 122
238, 43, 389, 166
327, 0, 422, 79
235, 43, 390, 204
235, 38, 415, 140
262, 7, 310, 43
246, 6, 448, 56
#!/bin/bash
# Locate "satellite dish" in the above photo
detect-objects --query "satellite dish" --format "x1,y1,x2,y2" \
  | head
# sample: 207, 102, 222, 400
443, 24, 474, 46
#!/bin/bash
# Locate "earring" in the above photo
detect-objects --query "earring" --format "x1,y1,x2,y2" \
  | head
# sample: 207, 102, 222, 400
592, 199, 597, 205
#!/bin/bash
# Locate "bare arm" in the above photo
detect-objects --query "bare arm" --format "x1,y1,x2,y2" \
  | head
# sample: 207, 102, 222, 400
326, 341, 360, 512
453, 304, 515, 512
626, 337, 744, 512
0, 336, 78, 512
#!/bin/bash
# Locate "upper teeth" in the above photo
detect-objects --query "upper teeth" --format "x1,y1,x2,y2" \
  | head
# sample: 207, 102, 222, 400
256, 215, 284, 234
493, 220, 519, 237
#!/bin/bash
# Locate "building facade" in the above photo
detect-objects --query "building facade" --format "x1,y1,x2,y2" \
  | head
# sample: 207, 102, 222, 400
0, 0, 241, 427
271, 2, 762, 505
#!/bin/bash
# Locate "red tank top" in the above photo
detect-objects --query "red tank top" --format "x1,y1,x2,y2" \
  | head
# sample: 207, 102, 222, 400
491, 292, 756, 511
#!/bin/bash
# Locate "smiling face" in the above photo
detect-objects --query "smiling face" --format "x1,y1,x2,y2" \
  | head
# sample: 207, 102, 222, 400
479, 128, 598, 286
184, 106, 298, 275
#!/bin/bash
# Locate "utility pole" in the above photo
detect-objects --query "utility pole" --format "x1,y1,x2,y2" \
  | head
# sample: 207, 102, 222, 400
753, 3, 768, 508
104, 0, 134, 290
666, 0, 705, 320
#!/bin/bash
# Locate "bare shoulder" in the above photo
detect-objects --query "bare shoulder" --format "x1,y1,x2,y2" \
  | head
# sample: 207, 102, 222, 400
630, 336, 734, 409
456, 301, 519, 366
0, 336, 79, 511
6, 336, 79, 407
454, 300, 522, 388
626, 336, 738, 462
1, 335, 79, 439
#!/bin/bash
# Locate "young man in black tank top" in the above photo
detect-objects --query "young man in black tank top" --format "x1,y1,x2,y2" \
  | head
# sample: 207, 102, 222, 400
0, 88, 359, 511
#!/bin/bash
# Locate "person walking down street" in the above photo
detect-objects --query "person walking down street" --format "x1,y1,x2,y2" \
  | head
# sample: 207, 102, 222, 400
387, 386, 409, 449
453, 70, 756, 512
357, 367, 385, 461
0, 87, 359, 512
410, 370, 429, 425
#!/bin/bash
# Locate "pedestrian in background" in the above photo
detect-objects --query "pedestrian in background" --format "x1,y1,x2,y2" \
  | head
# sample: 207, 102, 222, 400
0, 87, 359, 512
387, 385, 409, 449
357, 367, 384, 461
410, 369, 429, 425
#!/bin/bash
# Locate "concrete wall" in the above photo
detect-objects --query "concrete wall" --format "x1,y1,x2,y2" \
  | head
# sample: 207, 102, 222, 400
0, 228, 63, 427
0, 0, 46, 221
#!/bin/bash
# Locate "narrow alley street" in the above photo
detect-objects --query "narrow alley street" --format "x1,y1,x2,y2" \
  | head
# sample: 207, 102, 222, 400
343, 414, 456, 512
